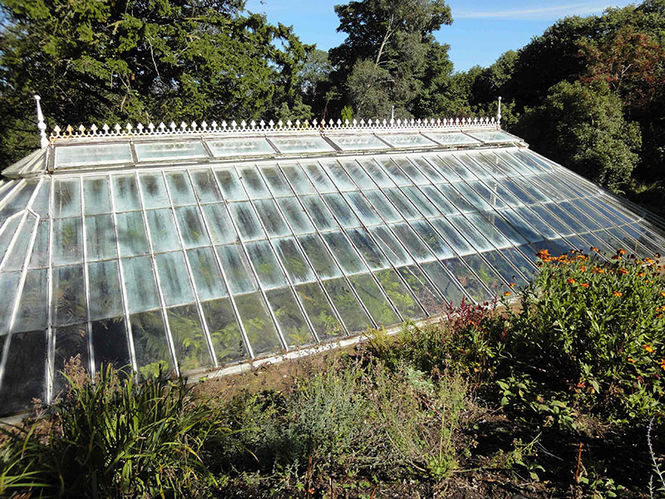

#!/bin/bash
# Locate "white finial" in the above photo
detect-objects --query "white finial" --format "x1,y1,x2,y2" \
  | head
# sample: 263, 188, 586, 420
34, 95, 48, 148
390, 105, 395, 124
497, 96, 502, 128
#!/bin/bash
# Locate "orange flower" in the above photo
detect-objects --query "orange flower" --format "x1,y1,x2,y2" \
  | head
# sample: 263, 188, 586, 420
591, 247, 599, 252
660, 359, 665, 371
537, 249, 550, 259
646, 258, 654, 264
618, 248, 627, 255
592, 267, 604, 274
618, 268, 629, 275
509, 282, 516, 288
612, 291, 623, 297
660, 292, 665, 298
580, 283, 589, 288
643, 344, 654, 353
628, 357, 635, 363
580, 266, 587, 272
504, 291, 512, 297
567, 278, 576, 285
638, 272, 646, 277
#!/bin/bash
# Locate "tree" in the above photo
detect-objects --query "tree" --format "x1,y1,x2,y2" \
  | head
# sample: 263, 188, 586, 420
328, 0, 452, 117
0, 0, 312, 165
517, 80, 641, 193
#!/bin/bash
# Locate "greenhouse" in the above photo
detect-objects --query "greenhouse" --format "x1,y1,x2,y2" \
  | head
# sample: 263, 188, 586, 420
1, 113, 664, 416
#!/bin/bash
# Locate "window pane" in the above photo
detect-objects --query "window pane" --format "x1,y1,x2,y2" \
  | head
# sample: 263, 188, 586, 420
365, 190, 401, 222
370, 225, 413, 266
344, 192, 380, 225
190, 169, 222, 203
294, 282, 343, 339
302, 162, 336, 192
338, 159, 375, 188
298, 234, 342, 278
112, 175, 141, 212
391, 222, 434, 262
253, 199, 290, 237
13, 268, 48, 333
229, 202, 263, 241
201, 204, 236, 245
234, 292, 282, 355
116, 211, 150, 257
167, 304, 212, 371
246, 240, 287, 290
145, 209, 180, 253
53, 217, 83, 266
202, 298, 247, 364
281, 164, 315, 194
83, 177, 112, 215
260, 165, 292, 197
214, 168, 247, 201
155, 252, 195, 307
322, 277, 372, 333
376, 158, 411, 186
85, 214, 117, 261
322, 193, 360, 228
398, 265, 444, 315
421, 261, 465, 305
207, 137, 274, 157
384, 188, 420, 220
28, 219, 49, 269
54, 178, 81, 218
91, 318, 130, 372
347, 227, 389, 270
88, 260, 123, 320
272, 237, 315, 284
55, 143, 132, 168
139, 173, 170, 209
216, 244, 258, 294
374, 268, 424, 320
411, 219, 454, 259
0, 331, 47, 415
441, 257, 491, 303
187, 247, 227, 301
122, 256, 160, 314
238, 166, 270, 198
302, 195, 336, 231
323, 231, 366, 274
358, 159, 393, 187
349, 273, 400, 325
278, 197, 315, 234
53, 323, 90, 394
135, 141, 206, 162
175, 206, 211, 248
324, 161, 356, 191
165, 171, 197, 206
401, 186, 438, 217
130, 310, 172, 378
53, 264, 86, 326
266, 288, 315, 347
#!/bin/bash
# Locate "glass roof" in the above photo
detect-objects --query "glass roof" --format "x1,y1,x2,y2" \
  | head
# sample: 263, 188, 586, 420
1, 127, 664, 416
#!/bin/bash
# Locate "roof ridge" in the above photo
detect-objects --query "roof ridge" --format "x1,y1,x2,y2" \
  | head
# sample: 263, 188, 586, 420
50, 116, 499, 141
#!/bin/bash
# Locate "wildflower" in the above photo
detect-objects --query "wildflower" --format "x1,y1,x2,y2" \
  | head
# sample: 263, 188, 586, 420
537, 249, 550, 259
580, 283, 589, 288
591, 247, 599, 252
612, 291, 623, 297
646, 258, 654, 264
509, 282, 516, 288
580, 266, 586, 272
638, 272, 646, 277
661, 292, 665, 298
628, 357, 635, 363
660, 359, 665, 372
643, 344, 654, 353
618, 268, 629, 275
592, 267, 604, 274
567, 278, 576, 285
618, 248, 627, 255
503, 291, 512, 297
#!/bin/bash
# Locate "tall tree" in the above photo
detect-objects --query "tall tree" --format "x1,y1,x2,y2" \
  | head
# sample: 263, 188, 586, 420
0, 0, 312, 164
329, 0, 452, 118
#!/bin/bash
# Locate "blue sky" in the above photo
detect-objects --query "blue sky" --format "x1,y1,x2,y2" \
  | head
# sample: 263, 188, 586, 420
245, 0, 637, 72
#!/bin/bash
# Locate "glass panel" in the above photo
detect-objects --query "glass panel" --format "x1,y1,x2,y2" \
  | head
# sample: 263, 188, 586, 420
122, 256, 160, 313
91, 318, 131, 372
398, 265, 444, 316
467, 130, 517, 143
190, 169, 222, 203
375, 268, 424, 319
421, 261, 465, 305
324, 161, 356, 191
358, 159, 393, 187
294, 282, 343, 339
134, 141, 207, 162
322, 278, 372, 332
322, 193, 360, 228
501, 246, 536, 281
344, 192, 380, 225
238, 166, 270, 198
376, 158, 411, 185
246, 240, 287, 290
214, 168, 247, 201
420, 185, 457, 215
401, 186, 438, 217
234, 292, 282, 355
500, 209, 542, 243
116, 211, 150, 257
0, 271, 20, 332
530, 204, 574, 236
28, 219, 49, 269
384, 187, 420, 220
216, 244, 257, 294
278, 197, 314, 234
391, 222, 434, 262
326, 134, 388, 151
266, 288, 315, 347
55, 143, 132, 168
411, 220, 454, 259
0, 331, 47, 416
228, 202, 263, 241
139, 173, 170, 209
54, 178, 81, 218
175, 206, 211, 248
201, 298, 247, 364
412, 156, 446, 183
280, 164, 316, 194
481, 211, 530, 245
30, 180, 50, 218
348, 227, 389, 270
441, 258, 490, 303
167, 304, 212, 371
145, 209, 180, 253
429, 155, 463, 182
425, 132, 480, 145
514, 206, 559, 238
83, 177, 112, 215
53, 264, 86, 326
445, 215, 492, 254
302, 162, 336, 192
271, 136, 334, 153
53, 217, 83, 266
202, 204, 236, 245
370, 225, 413, 266
155, 252, 195, 307
323, 231, 366, 274
463, 254, 505, 295
13, 268, 48, 333
302, 195, 336, 231
298, 234, 342, 279
53, 323, 90, 394
111, 175, 141, 212
379, 134, 437, 148
207, 137, 274, 157
395, 156, 431, 183
272, 237, 315, 284
466, 212, 511, 248
3, 215, 37, 271
88, 260, 123, 321
85, 214, 117, 261
130, 310, 172, 378
429, 217, 474, 255
165, 171, 197, 206
349, 273, 400, 325
187, 247, 227, 301
260, 165, 292, 197
365, 190, 401, 222
253, 199, 289, 237
338, 159, 375, 188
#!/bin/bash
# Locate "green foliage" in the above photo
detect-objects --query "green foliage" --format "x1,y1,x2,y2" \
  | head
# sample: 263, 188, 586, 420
0, 359, 230, 497
0, 0, 312, 164
517, 80, 641, 192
